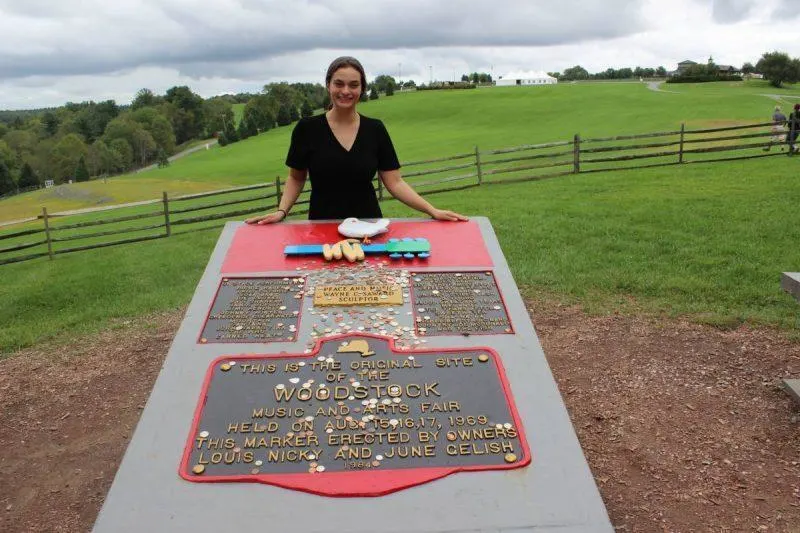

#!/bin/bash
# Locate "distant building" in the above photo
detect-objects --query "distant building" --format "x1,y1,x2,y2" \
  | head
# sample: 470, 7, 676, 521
715, 64, 740, 75
676, 60, 698, 74
496, 71, 557, 86
668, 59, 741, 77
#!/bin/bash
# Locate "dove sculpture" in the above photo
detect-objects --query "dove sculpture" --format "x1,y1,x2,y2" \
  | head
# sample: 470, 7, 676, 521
338, 218, 390, 239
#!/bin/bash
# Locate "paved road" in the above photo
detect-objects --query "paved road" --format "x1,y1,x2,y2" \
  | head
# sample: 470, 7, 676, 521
646, 81, 680, 93
135, 139, 218, 173
0, 139, 220, 228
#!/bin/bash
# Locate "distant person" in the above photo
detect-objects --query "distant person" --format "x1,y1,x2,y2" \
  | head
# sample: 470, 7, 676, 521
763, 105, 787, 152
245, 56, 467, 225
788, 103, 800, 155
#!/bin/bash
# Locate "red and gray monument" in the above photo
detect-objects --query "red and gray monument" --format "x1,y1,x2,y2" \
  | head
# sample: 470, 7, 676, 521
92, 218, 613, 532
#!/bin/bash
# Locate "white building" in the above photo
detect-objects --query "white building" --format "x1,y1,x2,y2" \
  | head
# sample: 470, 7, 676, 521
496, 71, 557, 86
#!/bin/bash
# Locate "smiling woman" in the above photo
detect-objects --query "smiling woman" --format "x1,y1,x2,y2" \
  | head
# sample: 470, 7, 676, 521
245, 56, 467, 224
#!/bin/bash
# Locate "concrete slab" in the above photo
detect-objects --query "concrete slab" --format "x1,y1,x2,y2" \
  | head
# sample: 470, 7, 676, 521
784, 379, 800, 405
781, 272, 800, 302
92, 218, 613, 533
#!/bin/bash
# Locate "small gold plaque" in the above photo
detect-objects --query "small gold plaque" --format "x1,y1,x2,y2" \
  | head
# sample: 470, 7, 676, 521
313, 284, 403, 306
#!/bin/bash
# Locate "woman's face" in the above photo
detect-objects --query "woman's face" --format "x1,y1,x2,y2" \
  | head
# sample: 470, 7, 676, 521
328, 66, 362, 110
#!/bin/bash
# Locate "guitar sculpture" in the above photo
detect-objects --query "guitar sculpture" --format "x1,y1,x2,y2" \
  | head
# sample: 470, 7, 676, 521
284, 237, 431, 262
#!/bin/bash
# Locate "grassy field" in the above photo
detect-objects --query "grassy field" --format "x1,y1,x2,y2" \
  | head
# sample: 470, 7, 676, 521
2, 80, 798, 223
0, 80, 798, 355
1, 153, 798, 354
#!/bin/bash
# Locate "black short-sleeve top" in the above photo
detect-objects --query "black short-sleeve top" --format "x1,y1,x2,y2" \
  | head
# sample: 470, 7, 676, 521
285, 114, 400, 220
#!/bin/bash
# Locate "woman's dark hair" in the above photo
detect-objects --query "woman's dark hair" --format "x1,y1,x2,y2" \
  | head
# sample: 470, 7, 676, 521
325, 56, 367, 92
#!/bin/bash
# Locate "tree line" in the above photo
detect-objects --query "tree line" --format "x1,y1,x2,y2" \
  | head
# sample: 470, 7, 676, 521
0, 74, 414, 195
555, 65, 668, 81
0, 86, 233, 196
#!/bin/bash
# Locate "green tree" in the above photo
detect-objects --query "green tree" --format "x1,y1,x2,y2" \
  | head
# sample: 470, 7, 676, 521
741, 62, 755, 75
0, 161, 15, 196
369, 87, 379, 100
75, 156, 90, 182
109, 138, 133, 172
385, 84, 394, 96
0, 139, 15, 172
359, 90, 368, 103
655, 66, 667, 77
131, 88, 160, 110
372, 75, 397, 94
203, 98, 235, 138
18, 162, 39, 189
164, 86, 206, 143
276, 103, 294, 126
88, 140, 116, 176
756, 51, 800, 88
242, 95, 276, 133
561, 66, 589, 81
156, 148, 170, 168
103, 116, 158, 166
300, 100, 314, 118
50, 133, 88, 182
41, 111, 60, 137
3, 129, 37, 161
130, 107, 176, 155
460, 74, 470, 82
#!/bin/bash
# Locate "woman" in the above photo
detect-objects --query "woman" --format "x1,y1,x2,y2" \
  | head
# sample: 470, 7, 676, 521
245, 56, 467, 224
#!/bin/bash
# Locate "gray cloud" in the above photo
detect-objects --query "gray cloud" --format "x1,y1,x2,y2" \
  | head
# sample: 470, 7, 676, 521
771, 0, 800, 20
711, 0, 756, 23
0, 0, 646, 80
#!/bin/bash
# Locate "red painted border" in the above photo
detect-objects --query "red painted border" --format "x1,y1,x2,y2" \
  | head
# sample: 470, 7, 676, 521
409, 270, 515, 338
197, 276, 306, 345
179, 333, 531, 497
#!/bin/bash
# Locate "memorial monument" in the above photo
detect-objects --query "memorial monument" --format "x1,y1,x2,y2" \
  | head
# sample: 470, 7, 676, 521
92, 217, 613, 532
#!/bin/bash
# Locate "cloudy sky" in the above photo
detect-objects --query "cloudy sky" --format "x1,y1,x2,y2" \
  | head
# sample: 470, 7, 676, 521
1, 0, 798, 109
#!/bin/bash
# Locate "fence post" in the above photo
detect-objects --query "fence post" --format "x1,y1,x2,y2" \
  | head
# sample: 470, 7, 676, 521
162, 191, 171, 236
679, 123, 685, 163
275, 176, 282, 209
475, 145, 483, 185
42, 207, 53, 260
573, 134, 581, 173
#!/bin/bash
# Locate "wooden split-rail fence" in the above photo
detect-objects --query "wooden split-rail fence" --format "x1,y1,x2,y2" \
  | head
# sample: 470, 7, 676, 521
0, 120, 795, 267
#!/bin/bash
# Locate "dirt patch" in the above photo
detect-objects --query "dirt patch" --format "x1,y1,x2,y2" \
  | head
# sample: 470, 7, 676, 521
0, 311, 182, 533
534, 301, 800, 532
0, 303, 798, 532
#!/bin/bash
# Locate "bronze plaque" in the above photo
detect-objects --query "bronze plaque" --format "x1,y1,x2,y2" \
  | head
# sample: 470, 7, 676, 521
180, 335, 530, 495
313, 284, 403, 306
200, 277, 304, 343
411, 272, 513, 336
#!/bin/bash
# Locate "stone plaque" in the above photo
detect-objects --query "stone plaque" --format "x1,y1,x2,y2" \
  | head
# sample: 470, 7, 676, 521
411, 272, 513, 336
313, 284, 403, 306
200, 277, 305, 343
180, 334, 530, 496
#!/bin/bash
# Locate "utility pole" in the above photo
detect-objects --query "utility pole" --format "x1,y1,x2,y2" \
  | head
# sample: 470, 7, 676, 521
398, 63, 402, 84
428, 65, 433, 85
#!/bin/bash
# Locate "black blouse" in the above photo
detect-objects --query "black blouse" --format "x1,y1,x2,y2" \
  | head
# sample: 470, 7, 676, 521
285, 114, 400, 220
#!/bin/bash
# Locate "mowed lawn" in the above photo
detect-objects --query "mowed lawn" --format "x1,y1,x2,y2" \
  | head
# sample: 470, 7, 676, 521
0, 150, 798, 354
2, 79, 798, 223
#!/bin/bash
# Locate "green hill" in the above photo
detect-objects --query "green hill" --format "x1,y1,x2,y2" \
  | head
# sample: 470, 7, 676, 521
2, 80, 798, 223
1, 80, 799, 354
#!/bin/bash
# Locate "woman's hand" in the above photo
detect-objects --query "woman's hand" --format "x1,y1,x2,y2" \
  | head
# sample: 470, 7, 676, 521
429, 208, 468, 221
245, 211, 286, 225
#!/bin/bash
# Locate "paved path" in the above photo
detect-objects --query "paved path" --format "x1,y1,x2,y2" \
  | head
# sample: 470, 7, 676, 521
0, 139, 220, 228
646, 81, 680, 93
135, 139, 218, 173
